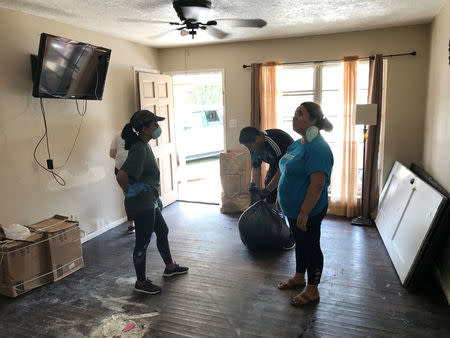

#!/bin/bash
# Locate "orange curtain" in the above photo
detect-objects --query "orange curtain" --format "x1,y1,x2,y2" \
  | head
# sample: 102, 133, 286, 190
329, 56, 359, 217
258, 62, 280, 184
259, 62, 280, 130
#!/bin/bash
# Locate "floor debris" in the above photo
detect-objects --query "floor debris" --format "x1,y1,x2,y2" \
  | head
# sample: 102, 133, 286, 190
90, 312, 159, 338
122, 322, 135, 332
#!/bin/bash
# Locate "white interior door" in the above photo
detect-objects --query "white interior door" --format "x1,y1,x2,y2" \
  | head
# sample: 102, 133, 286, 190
375, 161, 446, 285
138, 72, 177, 207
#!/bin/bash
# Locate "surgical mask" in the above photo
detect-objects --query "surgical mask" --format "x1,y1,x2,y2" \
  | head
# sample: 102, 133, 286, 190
306, 126, 319, 142
152, 126, 162, 139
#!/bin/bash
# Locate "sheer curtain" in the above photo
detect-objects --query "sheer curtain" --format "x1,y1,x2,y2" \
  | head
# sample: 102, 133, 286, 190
259, 62, 280, 130
329, 56, 359, 217
250, 62, 280, 185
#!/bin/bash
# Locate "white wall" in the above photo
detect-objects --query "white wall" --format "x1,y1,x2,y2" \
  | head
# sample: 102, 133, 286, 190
0, 7, 159, 236
423, 0, 450, 303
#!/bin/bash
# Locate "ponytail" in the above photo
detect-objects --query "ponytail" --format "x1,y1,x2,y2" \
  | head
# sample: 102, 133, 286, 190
121, 123, 140, 150
318, 117, 333, 132
301, 101, 334, 132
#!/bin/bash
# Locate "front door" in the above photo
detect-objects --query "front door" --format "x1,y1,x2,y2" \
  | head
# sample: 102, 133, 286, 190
138, 72, 177, 207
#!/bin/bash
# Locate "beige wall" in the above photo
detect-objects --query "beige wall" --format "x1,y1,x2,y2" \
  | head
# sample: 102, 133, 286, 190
0, 8, 159, 236
424, 0, 450, 303
158, 25, 430, 185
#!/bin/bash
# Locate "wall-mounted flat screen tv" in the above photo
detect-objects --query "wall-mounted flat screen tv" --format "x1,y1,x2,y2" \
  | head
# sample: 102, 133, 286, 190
32, 33, 111, 100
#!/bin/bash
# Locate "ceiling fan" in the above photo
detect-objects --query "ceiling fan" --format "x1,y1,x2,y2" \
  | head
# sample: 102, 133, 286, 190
125, 0, 267, 40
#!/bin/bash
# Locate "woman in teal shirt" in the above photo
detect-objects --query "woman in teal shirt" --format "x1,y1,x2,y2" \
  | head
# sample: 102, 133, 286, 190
277, 102, 334, 306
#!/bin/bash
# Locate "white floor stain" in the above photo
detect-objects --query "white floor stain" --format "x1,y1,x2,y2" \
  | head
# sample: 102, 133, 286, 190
91, 293, 147, 312
90, 312, 159, 338
115, 277, 136, 286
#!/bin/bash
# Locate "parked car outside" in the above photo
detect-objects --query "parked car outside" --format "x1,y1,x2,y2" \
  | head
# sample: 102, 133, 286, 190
180, 107, 224, 160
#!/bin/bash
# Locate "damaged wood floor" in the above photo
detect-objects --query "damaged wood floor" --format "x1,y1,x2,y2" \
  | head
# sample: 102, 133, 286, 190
0, 202, 449, 337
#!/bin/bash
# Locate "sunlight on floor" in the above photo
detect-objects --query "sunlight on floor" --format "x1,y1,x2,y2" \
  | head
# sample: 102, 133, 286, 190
177, 156, 221, 204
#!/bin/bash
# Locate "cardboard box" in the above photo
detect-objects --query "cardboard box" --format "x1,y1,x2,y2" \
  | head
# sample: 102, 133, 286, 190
0, 233, 53, 297
29, 215, 84, 282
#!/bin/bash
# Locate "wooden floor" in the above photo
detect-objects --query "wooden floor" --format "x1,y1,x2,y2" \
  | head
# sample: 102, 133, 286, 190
1, 202, 449, 337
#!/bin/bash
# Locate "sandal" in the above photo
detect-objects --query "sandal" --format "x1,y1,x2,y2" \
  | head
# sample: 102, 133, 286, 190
290, 292, 320, 307
277, 278, 306, 290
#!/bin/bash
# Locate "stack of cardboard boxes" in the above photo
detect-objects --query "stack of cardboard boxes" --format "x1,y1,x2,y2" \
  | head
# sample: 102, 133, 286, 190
0, 215, 84, 297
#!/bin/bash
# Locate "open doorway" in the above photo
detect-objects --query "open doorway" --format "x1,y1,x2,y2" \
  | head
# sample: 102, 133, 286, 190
172, 71, 224, 204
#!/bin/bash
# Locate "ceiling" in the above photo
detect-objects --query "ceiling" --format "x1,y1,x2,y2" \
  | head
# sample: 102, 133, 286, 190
0, 0, 445, 48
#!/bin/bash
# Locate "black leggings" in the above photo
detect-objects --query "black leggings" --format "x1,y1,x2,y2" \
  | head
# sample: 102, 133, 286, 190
288, 205, 327, 285
131, 207, 173, 281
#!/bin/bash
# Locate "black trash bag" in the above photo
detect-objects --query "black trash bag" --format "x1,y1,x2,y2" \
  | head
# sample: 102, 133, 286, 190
238, 200, 290, 251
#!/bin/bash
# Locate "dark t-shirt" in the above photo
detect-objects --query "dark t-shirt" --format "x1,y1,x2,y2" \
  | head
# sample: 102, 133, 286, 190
120, 141, 160, 213
250, 129, 294, 169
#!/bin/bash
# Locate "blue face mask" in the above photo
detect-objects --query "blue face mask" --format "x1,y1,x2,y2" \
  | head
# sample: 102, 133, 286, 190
152, 126, 162, 139
306, 126, 319, 142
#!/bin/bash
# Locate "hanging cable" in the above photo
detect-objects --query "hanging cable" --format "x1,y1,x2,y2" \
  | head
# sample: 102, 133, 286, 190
33, 98, 65, 185
53, 99, 87, 170
33, 98, 88, 185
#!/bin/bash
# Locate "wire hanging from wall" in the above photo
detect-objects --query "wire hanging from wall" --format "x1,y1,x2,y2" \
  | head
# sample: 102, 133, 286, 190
33, 98, 88, 186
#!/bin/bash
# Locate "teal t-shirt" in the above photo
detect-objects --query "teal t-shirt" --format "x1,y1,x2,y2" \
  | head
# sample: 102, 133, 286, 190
278, 136, 334, 218
120, 141, 160, 213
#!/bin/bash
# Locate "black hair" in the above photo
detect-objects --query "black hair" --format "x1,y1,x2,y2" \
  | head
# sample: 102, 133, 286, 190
121, 110, 158, 150
301, 102, 333, 132
239, 126, 262, 144
121, 123, 140, 150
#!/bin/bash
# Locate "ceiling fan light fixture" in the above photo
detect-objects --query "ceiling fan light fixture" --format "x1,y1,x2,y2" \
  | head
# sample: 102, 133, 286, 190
180, 29, 189, 36
181, 6, 209, 21
173, 0, 212, 21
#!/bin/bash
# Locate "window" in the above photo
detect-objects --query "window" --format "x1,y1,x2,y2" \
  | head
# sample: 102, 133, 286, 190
277, 61, 370, 195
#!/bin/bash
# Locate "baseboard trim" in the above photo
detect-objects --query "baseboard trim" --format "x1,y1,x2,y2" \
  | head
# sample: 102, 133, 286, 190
81, 217, 127, 244
433, 263, 450, 305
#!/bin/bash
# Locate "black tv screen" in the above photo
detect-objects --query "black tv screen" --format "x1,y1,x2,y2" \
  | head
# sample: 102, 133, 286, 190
32, 33, 111, 100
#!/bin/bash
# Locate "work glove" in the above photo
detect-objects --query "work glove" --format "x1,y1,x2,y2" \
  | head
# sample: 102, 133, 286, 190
249, 182, 260, 204
249, 183, 270, 203
249, 182, 259, 193
259, 188, 270, 199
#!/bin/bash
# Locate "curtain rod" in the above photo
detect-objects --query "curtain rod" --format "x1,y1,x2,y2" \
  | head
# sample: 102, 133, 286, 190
242, 51, 416, 68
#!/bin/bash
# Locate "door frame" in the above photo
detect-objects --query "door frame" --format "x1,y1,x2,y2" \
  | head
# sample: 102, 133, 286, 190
165, 68, 226, 203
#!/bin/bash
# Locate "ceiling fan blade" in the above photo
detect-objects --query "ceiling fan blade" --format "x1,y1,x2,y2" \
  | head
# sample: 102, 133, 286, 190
214, 19, 267, 28
148, 28, 182, 40
119, 18, 179, 24
205, 26, 229, 39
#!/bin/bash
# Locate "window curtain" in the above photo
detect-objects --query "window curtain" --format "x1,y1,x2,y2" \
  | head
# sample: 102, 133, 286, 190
250, 63, 262, 128
250, 62, 280, 185
329, 56, 359, 217
363, 54, 384, 219
259, 62, 279, 130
